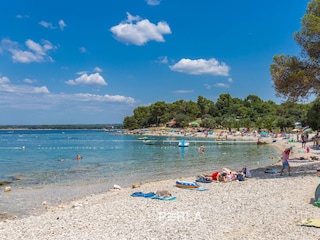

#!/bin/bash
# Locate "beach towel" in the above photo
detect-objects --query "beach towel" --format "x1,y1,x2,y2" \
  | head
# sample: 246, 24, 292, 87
176, 186, 209, 191
288, 159, 312, 163
298, 219, 320, 228
264, 169, 280, 174
131, 191, 176, 201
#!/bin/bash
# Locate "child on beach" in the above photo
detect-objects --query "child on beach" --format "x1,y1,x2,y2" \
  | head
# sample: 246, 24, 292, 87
280, 148, 291, 176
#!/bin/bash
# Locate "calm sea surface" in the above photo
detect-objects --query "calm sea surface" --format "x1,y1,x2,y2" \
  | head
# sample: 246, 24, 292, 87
0, 129, 278, 218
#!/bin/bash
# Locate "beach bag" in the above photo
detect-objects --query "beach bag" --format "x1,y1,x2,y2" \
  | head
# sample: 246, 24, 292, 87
236, 174, 245, 181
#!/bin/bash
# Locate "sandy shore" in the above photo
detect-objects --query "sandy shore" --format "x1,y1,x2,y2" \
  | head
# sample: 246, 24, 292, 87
0, 133, 320, 239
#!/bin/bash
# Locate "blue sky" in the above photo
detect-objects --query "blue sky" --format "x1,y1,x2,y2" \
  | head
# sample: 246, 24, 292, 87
0, 0, 310, 125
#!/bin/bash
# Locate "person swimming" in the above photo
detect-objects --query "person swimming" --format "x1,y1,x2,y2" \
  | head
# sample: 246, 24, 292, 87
76, 154, 82, 160
198, 145, 205, 154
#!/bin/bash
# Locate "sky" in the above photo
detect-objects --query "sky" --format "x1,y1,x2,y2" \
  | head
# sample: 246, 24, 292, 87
0, 0, 311, 125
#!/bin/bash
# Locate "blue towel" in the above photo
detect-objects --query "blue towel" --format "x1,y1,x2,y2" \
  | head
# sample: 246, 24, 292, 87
131, 192, 156, 198
131, 192, 176, 200
151, 195, 177, 201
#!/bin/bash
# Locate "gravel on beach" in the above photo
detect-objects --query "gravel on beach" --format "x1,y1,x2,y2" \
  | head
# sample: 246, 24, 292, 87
1, 135, 320, 240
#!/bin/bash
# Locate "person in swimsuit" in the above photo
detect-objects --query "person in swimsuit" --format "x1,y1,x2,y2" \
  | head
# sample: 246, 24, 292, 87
280, 148, 291, 176
202, 171, 227, 182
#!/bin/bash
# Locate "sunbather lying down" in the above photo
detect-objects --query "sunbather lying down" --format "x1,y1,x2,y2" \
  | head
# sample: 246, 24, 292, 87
202, 167, 247, 182
202, 171, 228, 182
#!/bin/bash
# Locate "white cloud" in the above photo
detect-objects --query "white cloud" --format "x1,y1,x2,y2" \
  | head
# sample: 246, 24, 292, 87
227, 77, 233, 83
204, 83, 212, 89
1, 38, 55, 63
0, 76, 10, 84
76, 71, 88, 75
74, 93, 135, 104
23, 78, 36, 84
146, 0, 161, 6
65, 73, 107, 86
33, 86, 50, 93
39, 21, 55, 29
173, 89, 194, 94
79, 46, 87, 53
59, 20, 67, 30
16, 14, 29, 19
205, 83, 230, 89
169, 58, 230, 76
94, 67, 102, 73
39, 20, 67, 31
157, 56, 168, 64
0, 81, 135, 105
0, 78, 50, 94
213, 83, 230, 88
110, 12, 171, 46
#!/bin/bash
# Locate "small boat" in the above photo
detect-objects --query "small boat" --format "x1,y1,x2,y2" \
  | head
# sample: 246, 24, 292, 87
138, 137, 148, 140
143, 139, 157, 145
178, 139, 189, 147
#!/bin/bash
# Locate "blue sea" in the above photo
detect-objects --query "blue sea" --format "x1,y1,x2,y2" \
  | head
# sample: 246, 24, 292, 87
0, 129, 278, 218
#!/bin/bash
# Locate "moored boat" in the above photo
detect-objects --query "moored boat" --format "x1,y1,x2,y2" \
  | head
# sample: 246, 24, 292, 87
178, 139, 189, 147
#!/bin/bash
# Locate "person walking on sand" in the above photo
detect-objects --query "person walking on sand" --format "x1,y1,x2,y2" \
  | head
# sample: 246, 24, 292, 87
301, 133, 306, 148
280, 148, 291, 176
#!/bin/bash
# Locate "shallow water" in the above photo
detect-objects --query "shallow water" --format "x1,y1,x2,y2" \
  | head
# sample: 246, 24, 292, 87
0, 129, 278, 218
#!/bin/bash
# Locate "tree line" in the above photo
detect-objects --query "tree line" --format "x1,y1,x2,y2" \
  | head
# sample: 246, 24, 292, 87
123, 94, 320, 131
125, 0, 320, 132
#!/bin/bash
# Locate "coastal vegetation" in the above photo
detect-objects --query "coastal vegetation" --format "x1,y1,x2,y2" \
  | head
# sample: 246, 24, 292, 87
123, 94, 319, 131
124, 0, 320, 132
270, 0, 320, 102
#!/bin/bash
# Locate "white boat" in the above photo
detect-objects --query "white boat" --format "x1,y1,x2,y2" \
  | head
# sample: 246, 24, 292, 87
143, 139, 157, 145
178, 139, 189, 147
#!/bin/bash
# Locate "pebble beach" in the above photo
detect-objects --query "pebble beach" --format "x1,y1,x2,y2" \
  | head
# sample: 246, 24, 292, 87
0, 132, 320, 240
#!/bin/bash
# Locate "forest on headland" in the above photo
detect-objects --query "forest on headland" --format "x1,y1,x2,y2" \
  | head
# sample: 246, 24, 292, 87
123, 94, 320, 132
124, 0, 320, 132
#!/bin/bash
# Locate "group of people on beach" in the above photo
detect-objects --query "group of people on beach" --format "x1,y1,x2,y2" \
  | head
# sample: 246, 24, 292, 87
202, 167, 251, 182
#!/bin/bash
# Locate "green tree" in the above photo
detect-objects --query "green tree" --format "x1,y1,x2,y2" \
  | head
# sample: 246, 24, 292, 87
133, 106, 151, 128
270, 0, 320, 102
149, 101, 168, 126
306, 96, 320, 130
123, 116, 138, 130
201, 116, 216, 129
216, 93, 234, 116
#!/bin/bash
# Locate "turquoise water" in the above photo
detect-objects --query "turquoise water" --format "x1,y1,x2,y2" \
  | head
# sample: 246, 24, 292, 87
0, 129, 278, 218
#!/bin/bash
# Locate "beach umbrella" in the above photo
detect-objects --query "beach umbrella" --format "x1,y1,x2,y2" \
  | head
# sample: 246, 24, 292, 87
303, 128, 312, 133
190, 121, 199, 126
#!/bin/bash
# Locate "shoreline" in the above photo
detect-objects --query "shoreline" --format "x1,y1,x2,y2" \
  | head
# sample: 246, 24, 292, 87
1, 132, 320, 239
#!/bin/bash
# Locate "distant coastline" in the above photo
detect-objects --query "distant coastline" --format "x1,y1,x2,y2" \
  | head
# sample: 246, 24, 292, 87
0, 124, 122, 130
